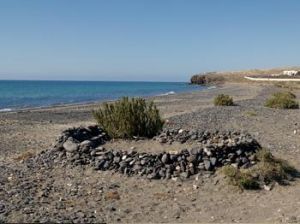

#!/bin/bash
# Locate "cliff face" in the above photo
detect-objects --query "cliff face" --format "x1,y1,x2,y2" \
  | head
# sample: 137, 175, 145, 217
190, 72, 225, 85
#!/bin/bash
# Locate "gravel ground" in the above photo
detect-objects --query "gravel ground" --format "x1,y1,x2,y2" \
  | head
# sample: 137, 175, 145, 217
167, 86, 300, 153
1, 83, 300, 223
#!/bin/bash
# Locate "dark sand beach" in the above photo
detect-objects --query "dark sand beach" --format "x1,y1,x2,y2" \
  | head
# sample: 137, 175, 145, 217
1, 82, 300, 223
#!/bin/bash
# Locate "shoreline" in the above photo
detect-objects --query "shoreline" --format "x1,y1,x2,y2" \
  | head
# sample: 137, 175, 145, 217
0, 85, 210, 114
0, 82, 263, 157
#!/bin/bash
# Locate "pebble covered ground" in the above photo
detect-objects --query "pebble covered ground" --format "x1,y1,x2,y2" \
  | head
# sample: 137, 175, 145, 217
1, 83, 300, 223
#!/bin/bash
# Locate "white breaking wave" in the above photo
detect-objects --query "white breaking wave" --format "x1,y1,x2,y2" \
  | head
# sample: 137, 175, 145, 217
0, 108, 13, 112
207, 86, 217, 89
158, 91, 176, 96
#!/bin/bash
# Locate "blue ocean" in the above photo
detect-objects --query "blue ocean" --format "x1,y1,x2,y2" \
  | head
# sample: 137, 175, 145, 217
0, 80, 205, 111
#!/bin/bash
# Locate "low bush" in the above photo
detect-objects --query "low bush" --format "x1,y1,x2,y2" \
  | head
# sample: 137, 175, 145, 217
265, 91, 299, 109
93, 97, 164, 139
222, 149, 297, 190
214, 94, 234, 106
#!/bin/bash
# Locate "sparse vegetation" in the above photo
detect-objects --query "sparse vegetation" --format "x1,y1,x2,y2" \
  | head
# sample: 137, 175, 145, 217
105, 191, 120, 200
255, 149, 297, 185
273, 91, 296, 99
244, 110, 258, 117
274, 82, 300, 91
222, 149, 297, 190
265, 91, 299, 109
222, 165, 260, 190
13, 150, 35, 162
93, 97, 164, 139
214, 94, 234, 106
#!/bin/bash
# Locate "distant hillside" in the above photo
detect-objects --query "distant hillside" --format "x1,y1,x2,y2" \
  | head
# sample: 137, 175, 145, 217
190, 66, 300, 85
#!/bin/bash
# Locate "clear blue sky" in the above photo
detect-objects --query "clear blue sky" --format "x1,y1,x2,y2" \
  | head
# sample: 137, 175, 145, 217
0, 0, 300, 81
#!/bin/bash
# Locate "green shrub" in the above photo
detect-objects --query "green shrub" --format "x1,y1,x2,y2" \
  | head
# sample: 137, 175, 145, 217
93, 97, 164, 139
265, 91, 299, 109
214, 94, 234, 106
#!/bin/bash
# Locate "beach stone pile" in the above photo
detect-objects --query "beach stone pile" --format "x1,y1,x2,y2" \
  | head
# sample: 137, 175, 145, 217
53, 125, 110, 165
32, 125, 263, 180
155, 128, 254, 145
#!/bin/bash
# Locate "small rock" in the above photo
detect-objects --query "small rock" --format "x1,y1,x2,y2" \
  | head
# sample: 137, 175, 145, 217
236, 149, 242, 156
180, 172, 189, 179
159, 137, 167, 144
190, 135, 197, 141
263, 184, 273, 191
204, 160, 212, 171
249, 154, 257, 161
63, 140, 79, 152
23, 207, 33, 214
190, 148, 199, 155
0, 203, 5, 213
231, 163, 238, 168
147, 173, 158, 179
80, 140, 92, 147
161, 153, 169, 164
210, 157, 217, 166
113, 156, 121, 163
76, 211, 86, 218
204, 148, 212, 156
198, 163, 205, 170
159, 169, 166, 178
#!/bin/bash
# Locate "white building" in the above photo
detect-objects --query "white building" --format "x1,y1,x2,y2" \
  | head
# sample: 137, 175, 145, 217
282, 70, 298, 76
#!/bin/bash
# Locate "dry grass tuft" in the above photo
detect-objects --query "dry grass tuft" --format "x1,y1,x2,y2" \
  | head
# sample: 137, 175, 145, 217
214, 94, 234, 106
13, 150, 35, 162
105, 191, 120, 200
222, 149, 298, 190
265, 91, 299, 109
222, 166, 260, 190
244, 110, 258, 117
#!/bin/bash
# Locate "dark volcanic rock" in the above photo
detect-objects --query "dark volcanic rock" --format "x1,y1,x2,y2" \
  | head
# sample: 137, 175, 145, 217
31, 126, 261, 181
